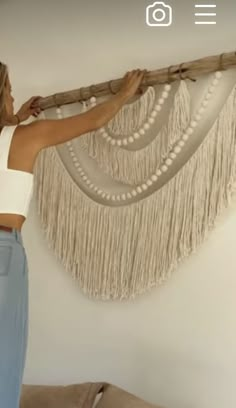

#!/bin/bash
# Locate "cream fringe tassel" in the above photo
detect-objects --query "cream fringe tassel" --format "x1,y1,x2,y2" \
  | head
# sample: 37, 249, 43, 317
34, 86, 236, 300
81, 80, 190, 185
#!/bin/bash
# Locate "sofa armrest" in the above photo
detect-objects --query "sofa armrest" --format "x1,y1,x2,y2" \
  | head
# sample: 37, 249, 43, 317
20, 382, 104, 408
96, 384, 164, 408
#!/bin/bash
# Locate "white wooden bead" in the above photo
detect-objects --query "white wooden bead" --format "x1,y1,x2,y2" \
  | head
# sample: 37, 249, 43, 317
90, 97, 96, 103
151, 175, 158, 182
202, 100, 208, 107
127, 193, 132, 199
205, 93, 211, 100
148, 118, 155, 124
128, 136, 134, 143
162, 91, 169, 99
215, 71, 222, 79
117, 140, 122, 146
80, 171, 85, 176
102, 193, 106, 198
169, 152, 176, 159
97, 189, 102, 195
116, 195, 121, 201
82, 175, 87, 180
161, 165, 168, 172
155, 105, 162, 112
134, 133, 140, 139
107, 136, 112, 142
166, 159, 172, 166
98, 128, 104, 134
122, 194, 126, 200
142, 184, 148, 190
137, 187, 142, 193
187, 128, 193, 135
195, 114, 201, 121
158, 98, 164, 105
147, 180, 153, 186
198, 107, 205, 114
132, 190, 137, 196
72, 157, 77, 163
190, 121, 197, 128
174, 146, 181, 154
75, 163, 80, 168
164, 84, 171, 91
106, 195, 111, 200
140, 129, 145, 135
111, 195, 116, 201
123, 138, 128, 145
111, 139, 116, 145
102, 132, 107, 138
156, 169, 162, 176
151, 111, 158, 118
56, 109, 62, 118
178, 140, 185, 147
90, 184, 94, 189
212, 79, 219, 86
93, 186, 98, 192
183, 134, 189, 141
144, 123, 150, 130
209, 86, 215, 93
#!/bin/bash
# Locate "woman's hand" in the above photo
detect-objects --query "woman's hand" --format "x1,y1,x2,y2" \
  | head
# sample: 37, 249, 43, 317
16, 96, 43, 122
119, 69, 147, 101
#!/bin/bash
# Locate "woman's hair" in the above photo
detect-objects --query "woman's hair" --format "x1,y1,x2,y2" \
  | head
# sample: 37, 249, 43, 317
0, 61, 8, 127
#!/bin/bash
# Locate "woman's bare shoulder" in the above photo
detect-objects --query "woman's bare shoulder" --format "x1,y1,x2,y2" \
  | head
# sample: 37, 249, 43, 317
13, 121, 45, 153
10, 121, 45, 163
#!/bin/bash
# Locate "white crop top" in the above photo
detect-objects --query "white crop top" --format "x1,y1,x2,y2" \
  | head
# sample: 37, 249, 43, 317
0, 125, 34, 217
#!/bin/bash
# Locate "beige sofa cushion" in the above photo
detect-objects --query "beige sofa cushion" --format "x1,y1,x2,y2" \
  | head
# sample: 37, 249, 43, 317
96, 384, 163, 408
20, 382, 164, 408
20, 382, 104, 408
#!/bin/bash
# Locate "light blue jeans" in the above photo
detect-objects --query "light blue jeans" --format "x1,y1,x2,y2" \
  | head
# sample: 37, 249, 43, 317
0, 228, 28, 408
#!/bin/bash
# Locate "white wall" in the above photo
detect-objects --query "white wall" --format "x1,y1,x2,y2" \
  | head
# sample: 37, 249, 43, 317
1, 1, 236, 407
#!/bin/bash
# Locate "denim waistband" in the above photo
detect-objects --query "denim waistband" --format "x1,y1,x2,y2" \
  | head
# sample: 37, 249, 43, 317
0, 228, 23, 245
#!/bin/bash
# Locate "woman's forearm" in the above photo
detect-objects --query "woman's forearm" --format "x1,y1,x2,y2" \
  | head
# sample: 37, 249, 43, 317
89, 91, 130, 128
4, 114, 21, 126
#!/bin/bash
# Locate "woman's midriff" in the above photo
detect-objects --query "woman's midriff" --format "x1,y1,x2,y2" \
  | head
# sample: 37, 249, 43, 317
0, 214, 25, 231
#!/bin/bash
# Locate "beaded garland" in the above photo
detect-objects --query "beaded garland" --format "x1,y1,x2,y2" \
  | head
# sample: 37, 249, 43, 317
94, 84, 172, 147
53, 71, 223, 203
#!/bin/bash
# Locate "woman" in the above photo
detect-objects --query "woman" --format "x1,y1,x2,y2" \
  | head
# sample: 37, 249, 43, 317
0, 62, 146, 407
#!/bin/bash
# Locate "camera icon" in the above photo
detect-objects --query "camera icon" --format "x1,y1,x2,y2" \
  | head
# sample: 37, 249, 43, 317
146, 2, 172, 26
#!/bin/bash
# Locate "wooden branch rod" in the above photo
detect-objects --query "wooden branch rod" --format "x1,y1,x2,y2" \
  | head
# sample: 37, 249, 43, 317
38, 50, 236, 110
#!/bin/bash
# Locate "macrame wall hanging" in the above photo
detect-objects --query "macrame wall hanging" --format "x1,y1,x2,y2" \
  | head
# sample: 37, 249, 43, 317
34, 51, 236, 300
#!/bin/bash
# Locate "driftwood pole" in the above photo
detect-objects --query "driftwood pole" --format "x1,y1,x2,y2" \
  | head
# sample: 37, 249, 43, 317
38, 51, 236, 110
